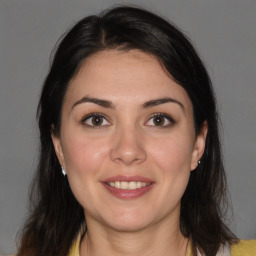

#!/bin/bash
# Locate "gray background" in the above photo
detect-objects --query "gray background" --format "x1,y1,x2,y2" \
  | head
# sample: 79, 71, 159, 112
0, 0, 255, 254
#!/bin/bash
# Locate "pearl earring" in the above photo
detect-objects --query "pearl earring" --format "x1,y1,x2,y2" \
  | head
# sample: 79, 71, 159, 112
61, 166, 67, 176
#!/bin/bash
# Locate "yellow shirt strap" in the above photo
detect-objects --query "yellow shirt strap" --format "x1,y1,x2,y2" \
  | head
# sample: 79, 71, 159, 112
68, 233, 81, 256
186, 239, 256, 256
231, 240, 256, 256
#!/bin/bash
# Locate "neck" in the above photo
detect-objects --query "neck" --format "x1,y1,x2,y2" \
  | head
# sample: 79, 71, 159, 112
80, 216, 188, 256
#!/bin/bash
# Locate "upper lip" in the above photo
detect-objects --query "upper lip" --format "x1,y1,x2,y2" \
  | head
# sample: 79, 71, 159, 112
102, 175, 154, 183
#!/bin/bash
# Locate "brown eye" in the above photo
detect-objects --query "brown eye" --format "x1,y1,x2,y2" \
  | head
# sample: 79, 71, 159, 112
145, 114, 174, 127
83, 113, 110, 127
153, 116, 165, 126
91, 116, 103, 126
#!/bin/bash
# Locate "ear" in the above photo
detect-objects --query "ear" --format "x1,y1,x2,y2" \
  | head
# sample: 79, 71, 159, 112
190, 121, 208, 171
51, 125, 66, 170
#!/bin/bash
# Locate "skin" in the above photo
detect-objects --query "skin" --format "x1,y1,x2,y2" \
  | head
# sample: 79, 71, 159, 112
52, 50, 207, 256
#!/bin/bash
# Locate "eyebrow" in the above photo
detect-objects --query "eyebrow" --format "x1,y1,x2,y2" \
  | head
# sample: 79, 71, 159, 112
142, 97, 184, 111
72, 96, 184, 112
72, 96, 115, 109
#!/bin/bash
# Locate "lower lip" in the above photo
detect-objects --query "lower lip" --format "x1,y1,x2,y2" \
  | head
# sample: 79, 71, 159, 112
102, 183, 154, 199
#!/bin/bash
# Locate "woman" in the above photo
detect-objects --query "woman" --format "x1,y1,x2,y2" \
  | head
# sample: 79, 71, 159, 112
17, 6, 255, 256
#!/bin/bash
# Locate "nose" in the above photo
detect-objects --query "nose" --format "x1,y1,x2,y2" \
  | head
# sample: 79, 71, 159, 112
110, 125, 147, 166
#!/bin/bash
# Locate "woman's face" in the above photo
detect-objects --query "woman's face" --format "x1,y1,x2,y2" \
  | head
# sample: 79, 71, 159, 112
52, 50, 206, 232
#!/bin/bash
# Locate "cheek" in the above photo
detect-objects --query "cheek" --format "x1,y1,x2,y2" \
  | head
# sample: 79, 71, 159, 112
149, 135, 194, 172
149, 134, 193, 197
61, 132, 109, 176
61, 133, 110, 209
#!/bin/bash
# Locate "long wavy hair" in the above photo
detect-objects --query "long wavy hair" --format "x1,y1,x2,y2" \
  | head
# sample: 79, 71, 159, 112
17, 6, 237, 256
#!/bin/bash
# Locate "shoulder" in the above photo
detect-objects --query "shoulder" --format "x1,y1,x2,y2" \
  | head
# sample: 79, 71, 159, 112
231, 240, 256, 256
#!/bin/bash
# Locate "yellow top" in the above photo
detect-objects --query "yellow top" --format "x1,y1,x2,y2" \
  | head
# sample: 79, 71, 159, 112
68, 235, 256, 256
230, 240, 256, 255
185, 239, 256, 256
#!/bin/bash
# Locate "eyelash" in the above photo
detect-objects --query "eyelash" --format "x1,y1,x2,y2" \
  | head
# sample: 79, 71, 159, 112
81, 113, 111, 128
81, 113, 175, 128
145, 113, 175, 127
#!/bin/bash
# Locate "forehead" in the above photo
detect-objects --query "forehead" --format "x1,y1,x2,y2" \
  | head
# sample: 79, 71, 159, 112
64, 49, 192, 111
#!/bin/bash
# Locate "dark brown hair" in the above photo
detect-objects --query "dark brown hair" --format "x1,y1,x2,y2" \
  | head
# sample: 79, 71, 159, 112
17, 6, 237, 256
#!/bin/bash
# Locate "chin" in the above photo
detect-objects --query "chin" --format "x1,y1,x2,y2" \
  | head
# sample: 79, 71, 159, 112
102, 209, 156, 232
108, 219, 152, 232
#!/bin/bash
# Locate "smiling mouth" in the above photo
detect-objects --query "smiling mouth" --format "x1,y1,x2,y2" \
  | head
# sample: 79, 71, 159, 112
106, 181, 151, 190
102, 176, 154, 199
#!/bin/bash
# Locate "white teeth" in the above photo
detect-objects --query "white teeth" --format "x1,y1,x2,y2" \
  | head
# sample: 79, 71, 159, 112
128, 181, 136, 190
137, 181, 142, 188
120, 181, 129, 189
115, 181, 120, 188
108, 181, 150, 190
